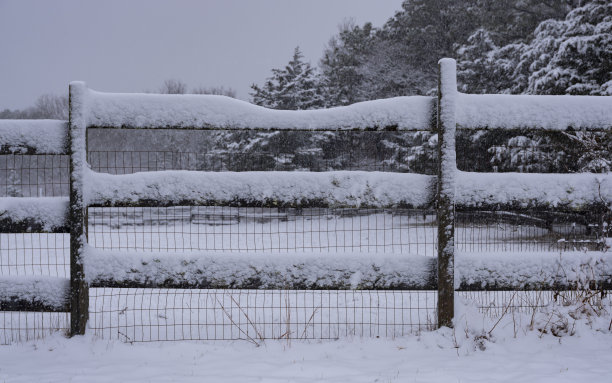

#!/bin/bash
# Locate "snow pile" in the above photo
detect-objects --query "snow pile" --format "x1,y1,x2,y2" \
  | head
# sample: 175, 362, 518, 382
84, 247, 435, 290
0, 120, 67, 153
0, 197, 68, 231
456, 251, 612, 289
456, 171, 612, 208
87, 89, 434, 131
457, 94, 612, 130
0, 276, 69, 309
84, 170, 434, 208
453, 292, 612, 354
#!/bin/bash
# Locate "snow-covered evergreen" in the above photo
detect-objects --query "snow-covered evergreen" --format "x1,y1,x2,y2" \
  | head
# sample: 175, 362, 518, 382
251, 47, 326, 110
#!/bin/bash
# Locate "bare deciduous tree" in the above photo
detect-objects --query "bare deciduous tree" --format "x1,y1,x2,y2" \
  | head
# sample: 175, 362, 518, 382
160, 79, 188, 94
0, 93, 68, 120
191, 86, 236, 98
33, 94, 69, 119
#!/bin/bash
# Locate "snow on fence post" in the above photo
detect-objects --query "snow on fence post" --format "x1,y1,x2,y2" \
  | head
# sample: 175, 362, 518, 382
436, 58, 457, 328
68, 81, 89, 336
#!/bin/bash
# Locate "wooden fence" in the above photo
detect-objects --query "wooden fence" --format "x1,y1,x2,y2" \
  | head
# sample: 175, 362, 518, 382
0, 58, 611, 339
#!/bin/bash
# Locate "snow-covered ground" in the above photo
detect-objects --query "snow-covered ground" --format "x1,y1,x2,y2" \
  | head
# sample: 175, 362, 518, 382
1, 297, 611, 383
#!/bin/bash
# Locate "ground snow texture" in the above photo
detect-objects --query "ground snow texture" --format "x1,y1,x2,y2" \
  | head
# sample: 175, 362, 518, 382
1, 298, 611, 382
0, 325, 610, 382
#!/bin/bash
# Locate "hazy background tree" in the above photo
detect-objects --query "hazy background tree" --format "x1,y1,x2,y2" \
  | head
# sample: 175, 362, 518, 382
191, 86, 236, 98
158, 79, 237, 97
1, 81, 236, 120
160, 79, 188, 94
0, 93, 68, 119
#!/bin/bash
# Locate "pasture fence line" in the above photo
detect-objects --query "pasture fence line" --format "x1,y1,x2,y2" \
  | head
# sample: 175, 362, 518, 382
0, 58, 610, 341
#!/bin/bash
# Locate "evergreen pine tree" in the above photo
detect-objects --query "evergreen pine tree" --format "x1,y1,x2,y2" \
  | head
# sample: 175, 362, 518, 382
251, 47, 325, 110
320, 21, 375, 105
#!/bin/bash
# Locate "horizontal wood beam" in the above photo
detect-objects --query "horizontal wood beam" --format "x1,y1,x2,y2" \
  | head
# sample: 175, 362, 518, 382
0, 217, 69, 233
0, 298, 69, 312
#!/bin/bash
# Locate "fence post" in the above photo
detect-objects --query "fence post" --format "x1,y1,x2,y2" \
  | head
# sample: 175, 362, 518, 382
68, 81, 89, 336
436, 58, 457, 328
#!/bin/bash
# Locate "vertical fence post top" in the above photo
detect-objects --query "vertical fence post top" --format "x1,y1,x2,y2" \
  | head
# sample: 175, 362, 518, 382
69, 81, 89, 131
438, 58, 457, 95
69, 81, 87, 88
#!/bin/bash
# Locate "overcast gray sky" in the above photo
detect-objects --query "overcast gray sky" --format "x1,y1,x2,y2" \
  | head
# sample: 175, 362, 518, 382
0, 0, 403, 109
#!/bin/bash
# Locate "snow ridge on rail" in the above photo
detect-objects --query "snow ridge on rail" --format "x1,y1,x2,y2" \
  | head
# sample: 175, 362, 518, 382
0, 119, 68, 153
456, 172, 612, 208
456, 251, 612, 290
457, 94, 612, 130
0, 276, 69, 310
0, 197, 69, 231
84, 248, 435, 290
86, 90, 434, 131
84, 170, 435, 208
85, 169, 611, 209
84, 248, 612, 290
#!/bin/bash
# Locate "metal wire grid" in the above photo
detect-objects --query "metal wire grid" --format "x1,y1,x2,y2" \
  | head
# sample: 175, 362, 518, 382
87, 207, 438, 256
89, 288, 437, 342
0, 233, 69, 343
87, 206, 605, 256
0, 233, 69, 277
458, 291, 557, 317
457, 144, 560, 173
456, 211, 608, 252
0, 311, 69, 345
86, 130, 438, 174
87, 150, 428, 174
458, 290, 612, 318
88, 151, 199, 174
0, 154, 69, 197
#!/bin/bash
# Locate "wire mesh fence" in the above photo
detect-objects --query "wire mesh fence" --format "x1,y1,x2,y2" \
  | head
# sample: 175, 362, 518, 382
0, 311, 69, 345
458, 290, 612, 318
2, 128, 610, 343
86, 207, 607, 256
0, 233, 69, 277
87, 207, 439, 256
456, 130, 612, 173
86, 130, 439, 174
88, 150, 436, 174
0, 154, 70, 342
0, 232, 70, 344
456, 210, 609, 252
3, 290, 606, 344
0, 154, 69, 197
458, 291, 557, 317
89, 288, 437, 342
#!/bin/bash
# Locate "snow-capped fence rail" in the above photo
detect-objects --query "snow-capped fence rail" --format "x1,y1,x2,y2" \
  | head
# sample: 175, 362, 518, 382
85, 170, 435, 208
0, 276, 69, 312
86, 91, 435, 131
0, 119, 68, 154
2, 57, 611, 342
0, 121, 71, 327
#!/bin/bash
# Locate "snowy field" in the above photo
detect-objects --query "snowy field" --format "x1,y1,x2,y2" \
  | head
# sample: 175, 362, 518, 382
1, 297, 611, 383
